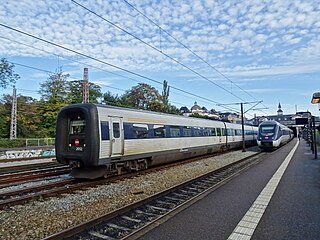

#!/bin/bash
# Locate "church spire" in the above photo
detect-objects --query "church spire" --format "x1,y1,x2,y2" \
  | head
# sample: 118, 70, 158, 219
277, 102, 283, 116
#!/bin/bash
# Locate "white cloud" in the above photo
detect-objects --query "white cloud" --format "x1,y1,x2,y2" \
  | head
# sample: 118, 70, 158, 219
0, 0, 319, 112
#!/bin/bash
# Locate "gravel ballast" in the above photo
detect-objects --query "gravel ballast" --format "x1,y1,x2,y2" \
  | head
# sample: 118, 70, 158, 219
0, 147, 259, 240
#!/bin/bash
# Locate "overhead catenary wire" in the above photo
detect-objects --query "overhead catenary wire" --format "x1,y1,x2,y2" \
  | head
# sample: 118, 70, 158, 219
121, 1, 258, 100
121, 0, 269, 112
0, 36, 191, 103
71, 0, 248, 103
0, 23, 241, 113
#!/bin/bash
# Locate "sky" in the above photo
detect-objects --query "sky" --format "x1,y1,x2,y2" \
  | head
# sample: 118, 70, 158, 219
0, 0, 319, 118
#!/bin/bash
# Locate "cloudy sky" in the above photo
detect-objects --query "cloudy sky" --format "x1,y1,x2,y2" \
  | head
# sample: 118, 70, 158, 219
0, 0, 319, 117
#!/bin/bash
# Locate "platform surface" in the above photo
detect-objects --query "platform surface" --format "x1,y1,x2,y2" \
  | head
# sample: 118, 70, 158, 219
140, 139, 320, 240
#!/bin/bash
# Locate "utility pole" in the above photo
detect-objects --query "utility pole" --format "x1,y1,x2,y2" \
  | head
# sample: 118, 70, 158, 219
217, 101, 265, 152
82, 67, 89, 103
10, 86, 17, 139
241, 103, 245, 152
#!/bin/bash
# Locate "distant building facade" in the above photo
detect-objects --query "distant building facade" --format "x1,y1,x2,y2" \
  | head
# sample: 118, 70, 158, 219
180, 102, 220, 120
252, 102, 318, 128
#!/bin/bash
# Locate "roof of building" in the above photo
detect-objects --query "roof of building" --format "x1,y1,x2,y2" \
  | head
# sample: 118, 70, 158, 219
180, 106, 190, 113
191, 101, 202, 111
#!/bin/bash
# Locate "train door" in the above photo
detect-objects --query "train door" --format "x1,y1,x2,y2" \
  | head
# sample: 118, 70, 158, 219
109, 117, 124, 156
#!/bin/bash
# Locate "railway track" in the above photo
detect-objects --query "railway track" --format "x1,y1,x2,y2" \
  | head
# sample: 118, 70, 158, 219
0, 161, 60, 174
43, 151, 265, 240
0, 165, 71, 186
0, 149, 239, 210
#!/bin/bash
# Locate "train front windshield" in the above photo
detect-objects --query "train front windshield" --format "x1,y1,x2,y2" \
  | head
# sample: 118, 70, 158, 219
260, 125, 276, 134
68, 117, 86, 152
70, 120, 86, 134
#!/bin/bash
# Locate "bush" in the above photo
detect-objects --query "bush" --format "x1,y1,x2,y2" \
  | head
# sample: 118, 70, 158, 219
0, 139, 25, 148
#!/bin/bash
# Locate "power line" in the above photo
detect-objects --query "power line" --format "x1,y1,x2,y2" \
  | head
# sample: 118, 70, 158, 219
71, 0, 247, 103
0, 23, 240, 113
121, 0, 269, 113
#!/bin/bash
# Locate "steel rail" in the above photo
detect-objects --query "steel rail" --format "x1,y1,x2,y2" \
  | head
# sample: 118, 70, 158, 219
42, 152, 264, 240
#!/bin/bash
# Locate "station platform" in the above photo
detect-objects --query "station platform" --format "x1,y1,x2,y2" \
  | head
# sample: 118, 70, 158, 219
140, 139, 320, 240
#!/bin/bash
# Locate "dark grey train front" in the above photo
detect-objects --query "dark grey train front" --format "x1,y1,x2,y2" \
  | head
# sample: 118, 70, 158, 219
257, 120, 294, 150
56, 103, 258, 179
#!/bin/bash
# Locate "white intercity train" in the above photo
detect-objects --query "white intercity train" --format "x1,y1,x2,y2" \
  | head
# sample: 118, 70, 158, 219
257, 120, 294, 150
55, 104, 258, 179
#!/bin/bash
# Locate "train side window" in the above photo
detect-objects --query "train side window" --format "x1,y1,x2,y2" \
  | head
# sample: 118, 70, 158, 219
113, 123, 120, 138
153, 125, 165, 138
203, 128, 210, 136
217, 128, 222, 136
193, 127, 202, 137
101, 121, 109, 140
183, 126, 192, 137
132, 124, 148, 139
236, 129, 242, 136
223, 129, 227, 136
226, 129, 231, 136
209, 128, 216, 136
123, 123, 134, 139
169, 126, 181, 137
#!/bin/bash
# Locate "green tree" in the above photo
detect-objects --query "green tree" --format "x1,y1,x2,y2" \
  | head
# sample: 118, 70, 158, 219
103, 91, 124, 106
162, 80, 170, 112
0, 58, 20, 89
16, 96, 41, 137
167, 104, 180, 114
0, 94, 40, 138
67, 80, 102, 104
0, 95, 10, 138
39, 68, 69, 103
38, 69, 70, 137
123, 83, 164, 111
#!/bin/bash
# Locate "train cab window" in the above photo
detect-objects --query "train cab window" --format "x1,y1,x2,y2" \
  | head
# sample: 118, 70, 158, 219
260, 125, 275, 134
101, 121, 109, 140
183, 126, 192, 137
132, 124, 148, 139
69, 120, 86, 134
169, 126, 181, 137
113, 123, 120, 138
153, 125, 165, 138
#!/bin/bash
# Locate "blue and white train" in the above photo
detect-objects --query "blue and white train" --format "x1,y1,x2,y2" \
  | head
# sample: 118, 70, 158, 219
55, 104, 258, 179
257, 120, 294, 150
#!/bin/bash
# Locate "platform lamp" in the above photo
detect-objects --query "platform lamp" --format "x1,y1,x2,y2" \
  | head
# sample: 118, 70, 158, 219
311, 92, 320, 110
310, 92, 319, 159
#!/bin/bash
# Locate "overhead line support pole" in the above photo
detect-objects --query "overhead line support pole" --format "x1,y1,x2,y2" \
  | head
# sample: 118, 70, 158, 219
241, 102, 246, 152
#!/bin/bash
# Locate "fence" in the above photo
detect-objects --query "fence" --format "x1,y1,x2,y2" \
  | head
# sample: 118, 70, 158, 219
0, 138, 55, 149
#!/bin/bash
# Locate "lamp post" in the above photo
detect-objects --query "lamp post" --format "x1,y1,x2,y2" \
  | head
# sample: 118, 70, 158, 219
310, 92, 319, 159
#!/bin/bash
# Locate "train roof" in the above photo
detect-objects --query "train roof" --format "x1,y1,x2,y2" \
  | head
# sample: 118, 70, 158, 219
258, 120, 292, 131
62, 103, 256, 129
